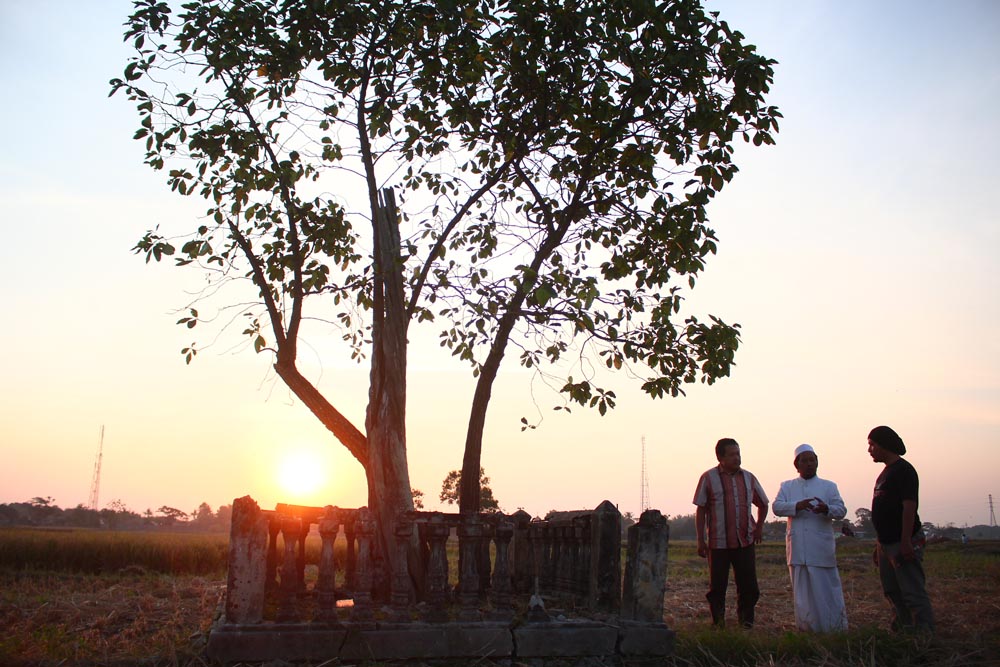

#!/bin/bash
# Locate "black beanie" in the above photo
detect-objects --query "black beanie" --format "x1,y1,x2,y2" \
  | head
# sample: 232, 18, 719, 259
868, 425, 906, 455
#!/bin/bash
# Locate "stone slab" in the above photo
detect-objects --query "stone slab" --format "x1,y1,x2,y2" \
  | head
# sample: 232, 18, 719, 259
339, 622, 513, 660
207, 624, 346, 662
513, 620, 618, 657
617, 622, 675, 656
208, 622, 513, 662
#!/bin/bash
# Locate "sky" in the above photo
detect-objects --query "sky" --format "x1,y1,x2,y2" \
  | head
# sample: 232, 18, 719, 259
1, 1, 998, 529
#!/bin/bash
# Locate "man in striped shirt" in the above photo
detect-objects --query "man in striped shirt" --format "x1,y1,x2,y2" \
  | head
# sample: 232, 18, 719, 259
693, 437, 770, 628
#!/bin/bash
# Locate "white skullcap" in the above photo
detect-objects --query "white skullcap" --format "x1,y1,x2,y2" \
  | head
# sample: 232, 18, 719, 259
794, 443, 815, 460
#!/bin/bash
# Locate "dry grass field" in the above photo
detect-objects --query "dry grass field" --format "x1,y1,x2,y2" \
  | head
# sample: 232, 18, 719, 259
1, 529, 998, 666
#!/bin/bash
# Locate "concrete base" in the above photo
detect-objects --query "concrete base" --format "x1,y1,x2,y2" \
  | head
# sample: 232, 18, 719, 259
617, 621, 676, 656
207, 619, 674, 662
207, 621, 512, 662
514, 620, 618, 657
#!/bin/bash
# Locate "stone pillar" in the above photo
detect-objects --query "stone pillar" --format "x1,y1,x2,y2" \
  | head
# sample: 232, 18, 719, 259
317, 506, 341, 625
223, 495, 268, 624
276, 516, 302, 622
622, 509, 670, 622
392, 516, 414, 622
351, 507, 375, 624
510, 509, 532, 594
589, 500, 622, 613
490, 518, 514, 619
457, 512, 483, 621
420, 513, 449, 623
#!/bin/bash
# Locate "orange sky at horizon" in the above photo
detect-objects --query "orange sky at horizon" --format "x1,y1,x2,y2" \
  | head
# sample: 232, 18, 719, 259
1, 0, 998, 529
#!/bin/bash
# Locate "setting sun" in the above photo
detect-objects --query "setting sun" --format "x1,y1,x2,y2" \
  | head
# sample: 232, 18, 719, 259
277, 450, 326, 498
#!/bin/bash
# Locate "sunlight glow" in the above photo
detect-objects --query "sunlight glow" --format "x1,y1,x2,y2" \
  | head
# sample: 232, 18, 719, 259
277, 450, 326, 498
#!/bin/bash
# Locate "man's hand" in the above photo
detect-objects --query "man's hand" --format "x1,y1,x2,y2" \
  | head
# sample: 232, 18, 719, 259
811, 499, 829, 514
753, 524, 763, 545
898, 540, 916, 562
872, 543, 880, 567
697, 541, 708, 558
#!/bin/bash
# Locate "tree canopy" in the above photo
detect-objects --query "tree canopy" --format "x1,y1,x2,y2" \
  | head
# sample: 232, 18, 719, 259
111, 0, 779, 529
440, 467, 501, 513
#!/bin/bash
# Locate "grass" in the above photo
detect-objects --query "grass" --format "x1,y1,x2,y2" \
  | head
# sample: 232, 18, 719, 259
1, 529, 998, 666
665, 538, 1000, 666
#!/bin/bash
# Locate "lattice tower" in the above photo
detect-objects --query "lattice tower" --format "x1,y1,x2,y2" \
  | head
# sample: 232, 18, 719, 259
88, 425, 104, 511
990, 494, 996, 527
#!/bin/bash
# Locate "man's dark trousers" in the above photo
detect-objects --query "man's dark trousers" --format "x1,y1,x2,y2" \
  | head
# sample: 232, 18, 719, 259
707, 546, 760, 628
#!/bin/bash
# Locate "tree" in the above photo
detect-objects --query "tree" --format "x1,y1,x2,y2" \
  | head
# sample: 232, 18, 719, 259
156, 505, 189, 526
112, 0, 778, 582
855, 508, 874, 536
440, 467, 500, 513
192, 502, 215, 527
411, 488, 425, 510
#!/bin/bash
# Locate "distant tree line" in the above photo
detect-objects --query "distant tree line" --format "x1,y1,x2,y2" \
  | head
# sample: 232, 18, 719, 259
0, 496, 232, 532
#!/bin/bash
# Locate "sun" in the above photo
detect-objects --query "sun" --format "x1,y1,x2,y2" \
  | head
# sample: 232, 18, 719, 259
277, 450, 326, 498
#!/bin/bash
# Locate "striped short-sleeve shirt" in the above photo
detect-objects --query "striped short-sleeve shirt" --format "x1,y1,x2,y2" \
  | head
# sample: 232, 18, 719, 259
693, 466, 769, 549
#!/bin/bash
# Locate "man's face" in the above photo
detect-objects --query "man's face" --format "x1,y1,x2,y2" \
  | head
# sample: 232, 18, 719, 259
795, 451, 818, 479
718, 444, 741, 473
868, 438, 887, 463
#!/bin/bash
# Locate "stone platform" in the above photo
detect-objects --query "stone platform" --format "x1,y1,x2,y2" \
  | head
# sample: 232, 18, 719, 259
207, 619, 675, 662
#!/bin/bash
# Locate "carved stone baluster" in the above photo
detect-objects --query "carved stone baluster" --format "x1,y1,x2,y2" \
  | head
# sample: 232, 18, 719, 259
543, 525, 556, 590
457, 513, 483, 621
529, 523, 543, 596
317, 507, 341, 625
391, 516, 414, 622
490, 518, 514, 619
510, 509, 532, 594
420, 513, 449, 623
296, 517, 311, 593
351, 507, 374, 624
277, 517, 302, 622
556, 524, 567, 595
573, 518, 587, 601
265, 515, 281, 593
344, 514, 357, 592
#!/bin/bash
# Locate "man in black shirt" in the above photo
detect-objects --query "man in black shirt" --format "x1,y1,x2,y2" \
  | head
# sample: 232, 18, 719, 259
868, 425, 934, 633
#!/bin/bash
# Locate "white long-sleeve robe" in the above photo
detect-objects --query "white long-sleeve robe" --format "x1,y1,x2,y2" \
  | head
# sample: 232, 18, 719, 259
772, 476, 848, 631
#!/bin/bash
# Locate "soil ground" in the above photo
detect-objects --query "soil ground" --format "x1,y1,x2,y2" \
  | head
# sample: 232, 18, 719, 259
2, 539, 998, 666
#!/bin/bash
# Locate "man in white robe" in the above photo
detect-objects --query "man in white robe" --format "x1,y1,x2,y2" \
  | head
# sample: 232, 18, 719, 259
772, 444, 848, 632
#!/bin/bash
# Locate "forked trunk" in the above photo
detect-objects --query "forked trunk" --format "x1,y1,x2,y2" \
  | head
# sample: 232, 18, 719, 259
367, 188, 424, 598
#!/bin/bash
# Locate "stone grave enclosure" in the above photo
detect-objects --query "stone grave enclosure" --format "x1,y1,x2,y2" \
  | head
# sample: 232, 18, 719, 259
208, 496, 673, 661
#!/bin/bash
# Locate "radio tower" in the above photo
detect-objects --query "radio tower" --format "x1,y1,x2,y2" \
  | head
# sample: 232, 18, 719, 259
990, 494, 996, 528
88, 425, 104, 511
640, 436, 650, 513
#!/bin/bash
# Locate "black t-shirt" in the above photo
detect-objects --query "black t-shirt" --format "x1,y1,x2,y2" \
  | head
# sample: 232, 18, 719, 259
871, 458, 921, 543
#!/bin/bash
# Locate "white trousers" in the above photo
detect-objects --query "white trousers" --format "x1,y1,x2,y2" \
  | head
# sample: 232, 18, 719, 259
789, 564, 848, 632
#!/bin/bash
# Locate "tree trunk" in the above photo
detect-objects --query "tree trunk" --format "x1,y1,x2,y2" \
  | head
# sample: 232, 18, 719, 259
367, 188, 424, 597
